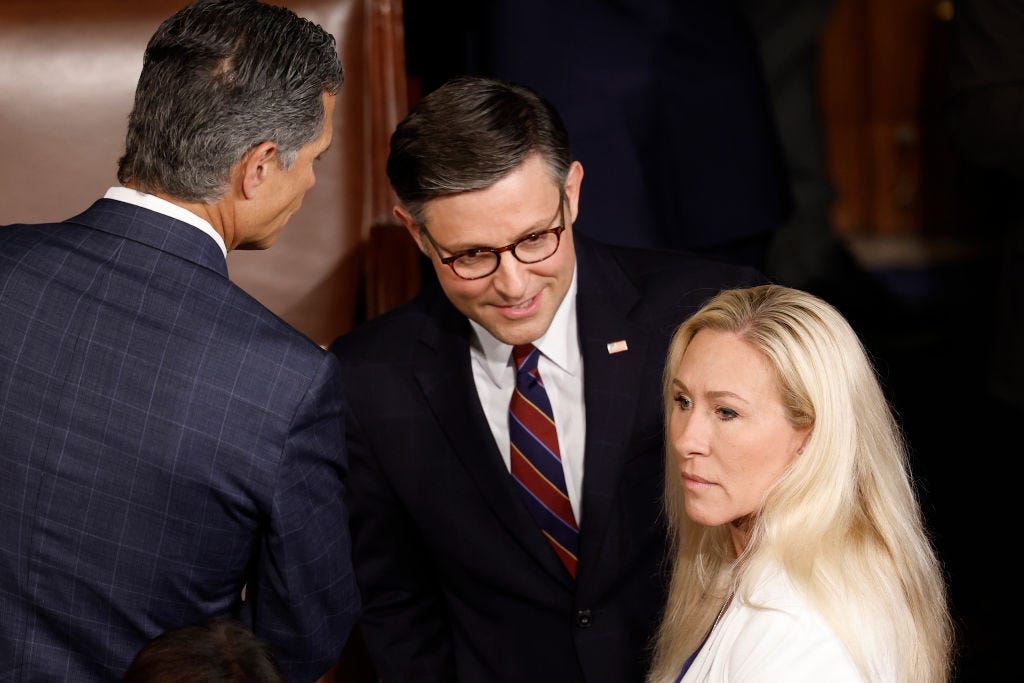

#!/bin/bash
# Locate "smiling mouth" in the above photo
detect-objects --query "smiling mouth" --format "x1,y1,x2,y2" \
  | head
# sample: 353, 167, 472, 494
507, 297, 535, 309
495, 292, 540, 317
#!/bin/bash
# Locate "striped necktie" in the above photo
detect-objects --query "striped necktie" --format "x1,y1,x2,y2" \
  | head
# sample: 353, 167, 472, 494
508, 343, 579, 578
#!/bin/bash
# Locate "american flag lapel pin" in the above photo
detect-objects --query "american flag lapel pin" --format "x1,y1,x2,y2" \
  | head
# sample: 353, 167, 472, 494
606, 339, 629, 354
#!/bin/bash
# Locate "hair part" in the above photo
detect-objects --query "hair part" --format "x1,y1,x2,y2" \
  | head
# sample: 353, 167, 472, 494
386, 75, 572, 224
117, 0, 343, 203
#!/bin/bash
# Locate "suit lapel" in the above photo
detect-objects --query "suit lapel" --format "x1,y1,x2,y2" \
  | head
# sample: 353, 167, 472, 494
413, 291, 574, 587
574, 236, 652, 576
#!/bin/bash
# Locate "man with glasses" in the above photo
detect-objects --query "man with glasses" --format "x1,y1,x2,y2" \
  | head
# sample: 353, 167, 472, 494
329, 76, 764, 682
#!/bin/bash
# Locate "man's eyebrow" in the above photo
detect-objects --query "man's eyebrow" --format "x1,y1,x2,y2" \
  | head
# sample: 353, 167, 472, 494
440, 193, 564, 253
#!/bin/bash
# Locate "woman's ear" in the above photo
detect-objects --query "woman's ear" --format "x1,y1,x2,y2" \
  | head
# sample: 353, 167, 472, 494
797, 430, 813, 455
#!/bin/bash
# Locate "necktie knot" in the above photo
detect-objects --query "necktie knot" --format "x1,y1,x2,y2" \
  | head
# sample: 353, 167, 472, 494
512, 343, 537, 373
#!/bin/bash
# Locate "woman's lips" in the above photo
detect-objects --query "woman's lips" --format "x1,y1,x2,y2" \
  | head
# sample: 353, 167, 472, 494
682, 473, 717, 490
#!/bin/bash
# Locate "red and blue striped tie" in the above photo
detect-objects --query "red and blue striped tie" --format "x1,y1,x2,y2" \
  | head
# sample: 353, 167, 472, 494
509, 343, 579, 578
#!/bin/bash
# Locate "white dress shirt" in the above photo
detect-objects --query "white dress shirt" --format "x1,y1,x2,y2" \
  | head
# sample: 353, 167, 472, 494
470, 265, 586, 523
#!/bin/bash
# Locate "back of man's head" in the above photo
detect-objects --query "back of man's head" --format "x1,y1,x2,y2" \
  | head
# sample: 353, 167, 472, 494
122, 619, 286, 683
117, 0, 343, 204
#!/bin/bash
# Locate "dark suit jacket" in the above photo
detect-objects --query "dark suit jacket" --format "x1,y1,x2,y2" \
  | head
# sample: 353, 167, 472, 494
330, 233, 763, 682
0, 199, 359, 682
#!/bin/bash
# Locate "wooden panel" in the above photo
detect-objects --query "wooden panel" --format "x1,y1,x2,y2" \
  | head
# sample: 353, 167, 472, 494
820, 0, 956, 236
0, 0, 414, 347
820, 0, 872, 235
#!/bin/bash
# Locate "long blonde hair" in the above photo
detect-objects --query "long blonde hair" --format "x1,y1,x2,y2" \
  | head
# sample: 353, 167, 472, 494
648, 285, 953, 682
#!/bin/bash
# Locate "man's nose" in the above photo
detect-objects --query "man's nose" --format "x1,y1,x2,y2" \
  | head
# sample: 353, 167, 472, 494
490, 252, 528, 299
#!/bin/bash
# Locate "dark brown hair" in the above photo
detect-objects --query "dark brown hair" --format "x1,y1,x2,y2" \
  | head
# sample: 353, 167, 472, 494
122, 619, 285, 683
386, 75, 572, 223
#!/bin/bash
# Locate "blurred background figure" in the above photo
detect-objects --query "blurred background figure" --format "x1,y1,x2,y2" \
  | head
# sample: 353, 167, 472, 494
946, 0, 1024, 418
939, 3, 1023, 677
741, 0, 900, 338
746, 0, 840, 290
402, 0, 793, 270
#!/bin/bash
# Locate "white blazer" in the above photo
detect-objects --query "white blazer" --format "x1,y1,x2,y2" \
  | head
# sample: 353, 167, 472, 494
680, 565, 883, 682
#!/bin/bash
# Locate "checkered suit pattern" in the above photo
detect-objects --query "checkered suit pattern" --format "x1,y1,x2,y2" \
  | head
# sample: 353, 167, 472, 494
0, 200, 359, 682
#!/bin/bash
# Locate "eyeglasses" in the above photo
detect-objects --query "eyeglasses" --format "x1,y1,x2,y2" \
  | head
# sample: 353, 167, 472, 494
418, 194, 566, 280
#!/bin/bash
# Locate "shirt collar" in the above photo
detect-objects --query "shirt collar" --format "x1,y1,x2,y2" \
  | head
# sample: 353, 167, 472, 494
470, 261, 580, 384
103, 186, 228, 258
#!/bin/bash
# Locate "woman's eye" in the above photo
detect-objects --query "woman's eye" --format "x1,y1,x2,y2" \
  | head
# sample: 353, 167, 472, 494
673, 394, 692, 410
717, 406, 739, 420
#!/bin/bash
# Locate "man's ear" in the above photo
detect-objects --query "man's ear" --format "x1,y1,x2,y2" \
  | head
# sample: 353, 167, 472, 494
564, 160, 584, 224
240, 141, 278, 199
394, 205, 429, 256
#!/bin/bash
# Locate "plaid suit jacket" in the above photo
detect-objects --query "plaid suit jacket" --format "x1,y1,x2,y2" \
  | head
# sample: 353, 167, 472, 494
0, 199, 359, 682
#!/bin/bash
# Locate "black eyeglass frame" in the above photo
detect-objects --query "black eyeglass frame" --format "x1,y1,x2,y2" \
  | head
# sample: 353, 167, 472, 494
417, 192, 567, 280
